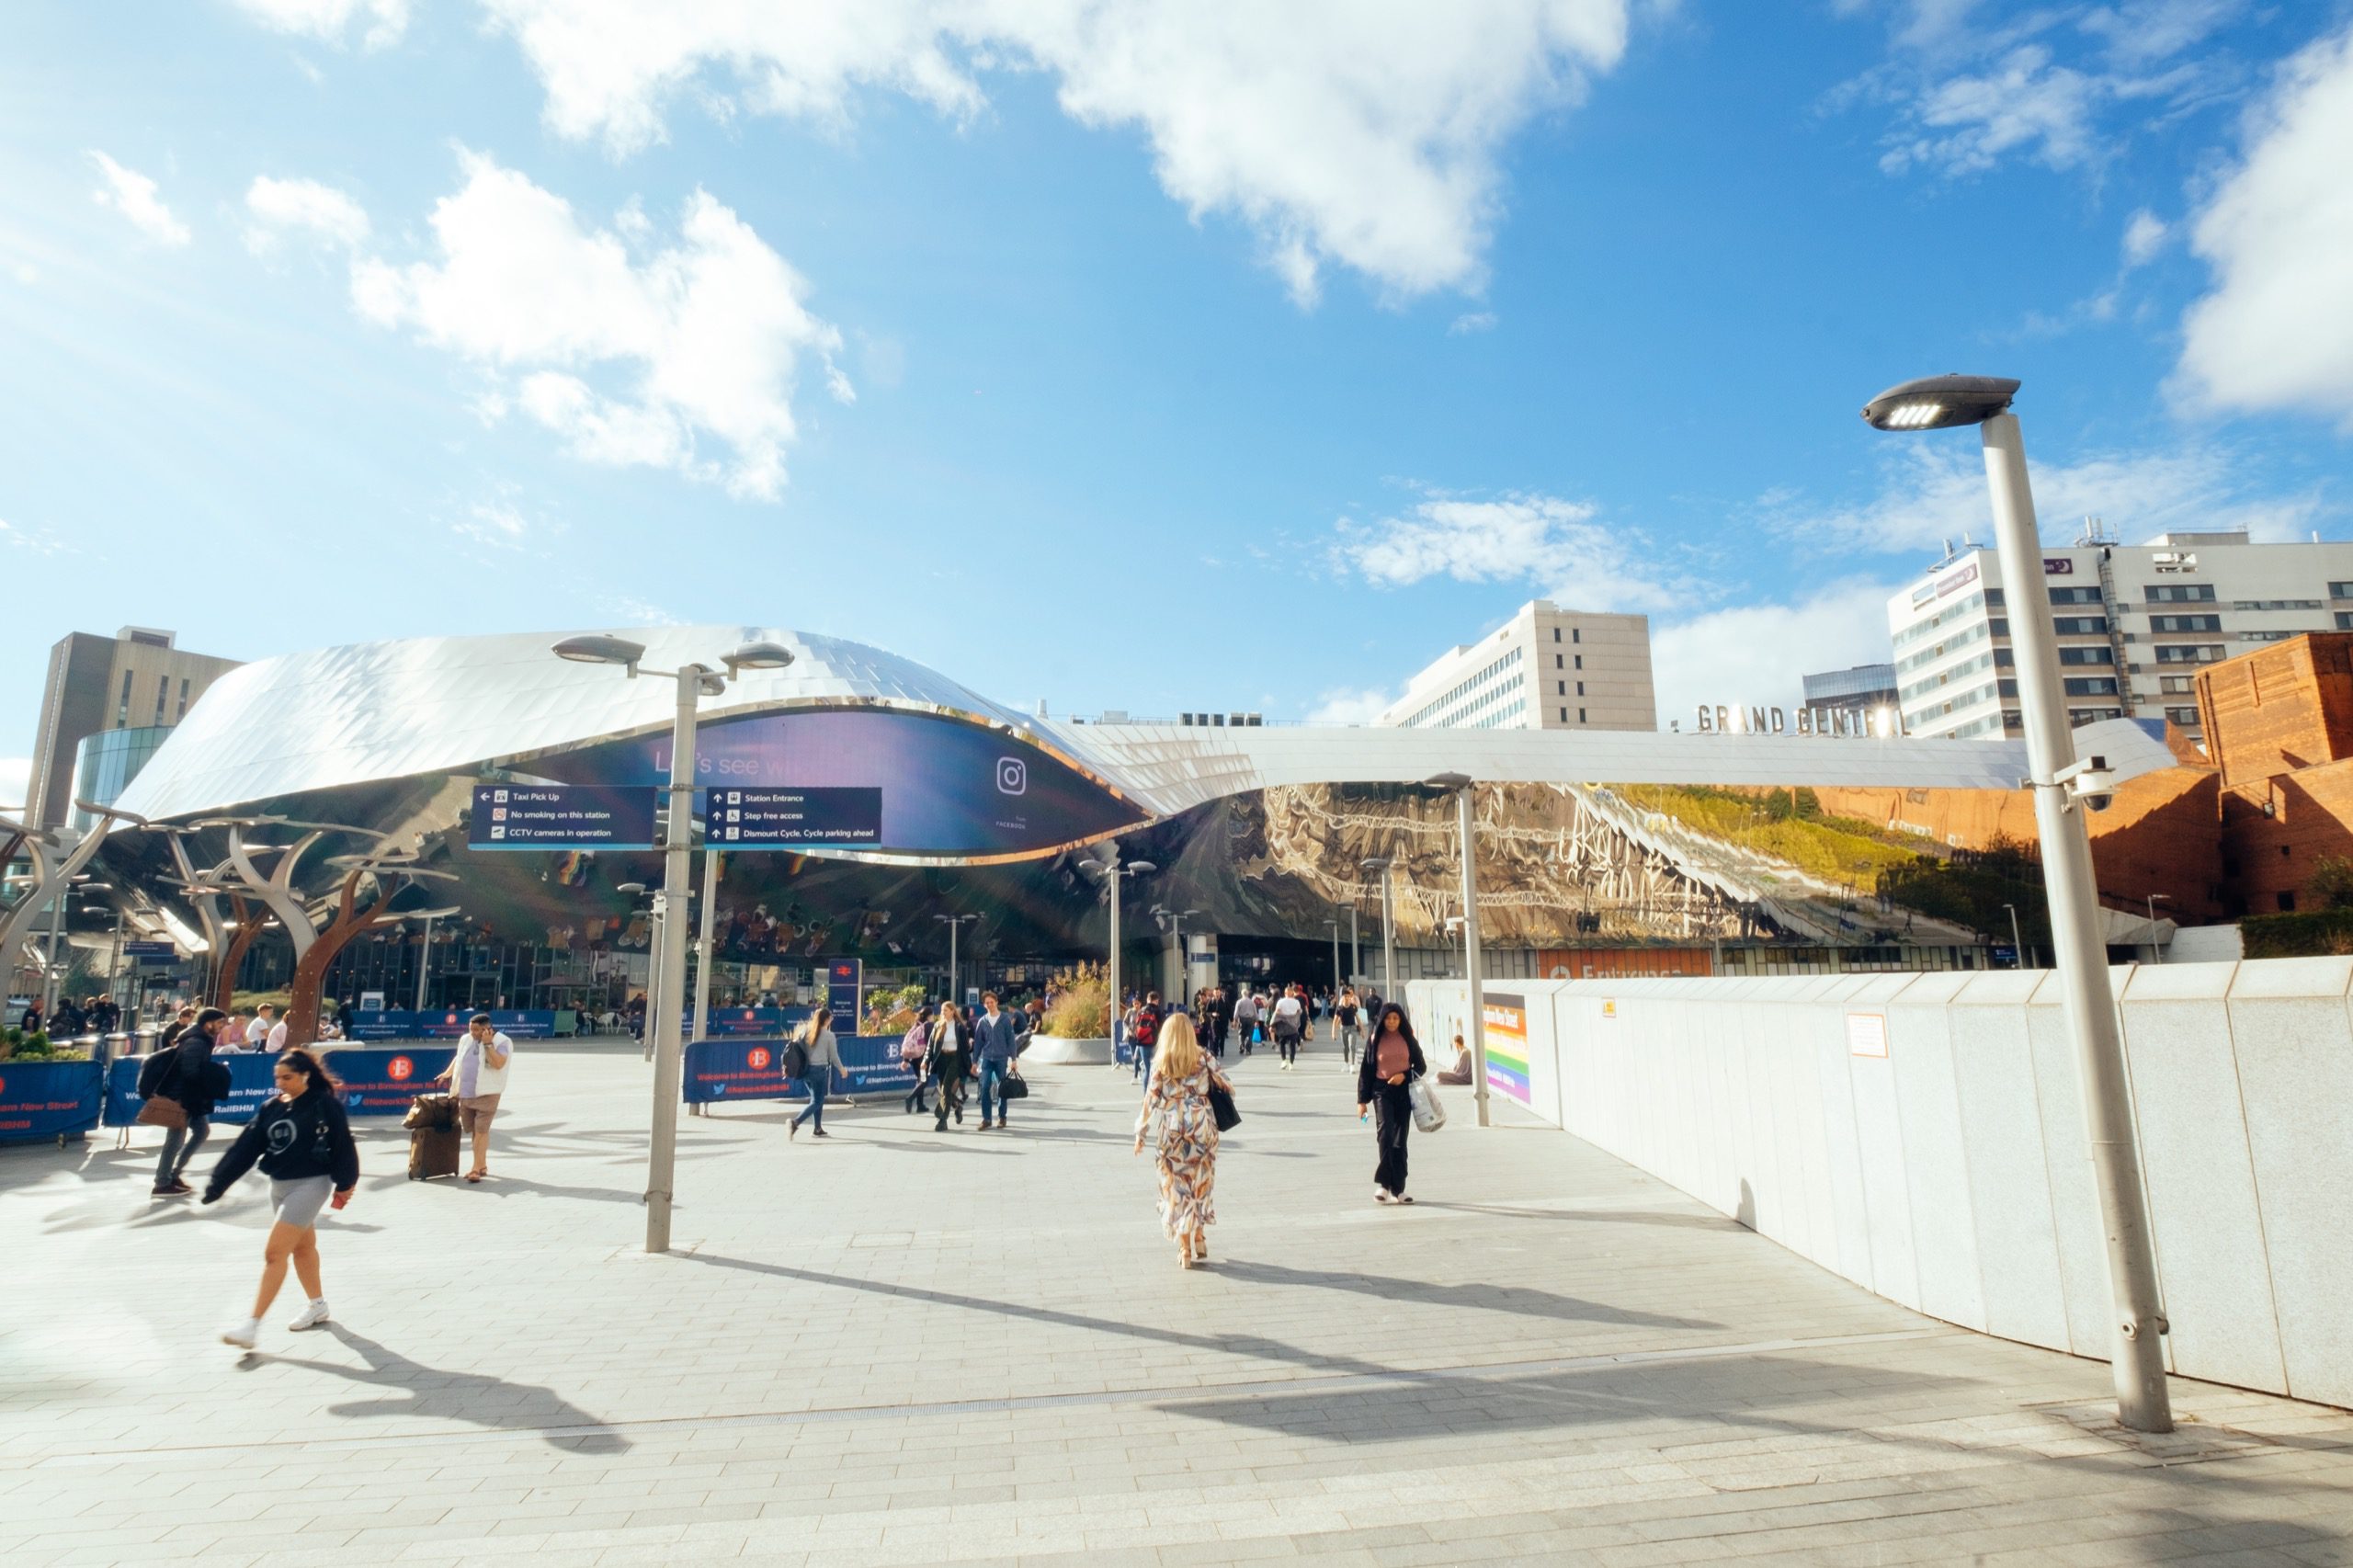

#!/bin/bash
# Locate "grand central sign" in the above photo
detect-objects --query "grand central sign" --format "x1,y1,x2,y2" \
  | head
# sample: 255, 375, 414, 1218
1693, 705, 1905, 737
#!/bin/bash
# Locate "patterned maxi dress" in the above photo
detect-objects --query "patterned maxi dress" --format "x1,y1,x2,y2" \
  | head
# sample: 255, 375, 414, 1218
1135, 1062, 1222, 1244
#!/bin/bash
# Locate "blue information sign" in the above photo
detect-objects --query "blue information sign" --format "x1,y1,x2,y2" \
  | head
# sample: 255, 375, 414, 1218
826, 960, 862, 1036
703, 787, 882, 847
122, 940, 176, 960
470, 784, 657, 850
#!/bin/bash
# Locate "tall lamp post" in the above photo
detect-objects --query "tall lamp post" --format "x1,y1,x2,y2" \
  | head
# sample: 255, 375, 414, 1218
2003, 902, 2028, 970
1864, 373, 2170, 1433
1429, 773, 1492, 1128
1322, 918, 1342, 1007
933, 913, 979, 1006
1348, 903, 1360, 986
2144, 892, 2172, 958
1360, 857, 1395, 996
552, 632, 795, 1255
1086, 853, 1154, 1062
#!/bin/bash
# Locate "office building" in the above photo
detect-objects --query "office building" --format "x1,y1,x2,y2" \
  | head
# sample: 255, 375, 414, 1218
1886, 528, 2353, 746
1801, 664, 1899, 714
1377, 599, 1656, 732
24, 627, 241, 830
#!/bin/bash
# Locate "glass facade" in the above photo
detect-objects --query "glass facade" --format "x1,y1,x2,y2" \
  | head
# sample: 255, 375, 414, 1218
71, 724, 173, 830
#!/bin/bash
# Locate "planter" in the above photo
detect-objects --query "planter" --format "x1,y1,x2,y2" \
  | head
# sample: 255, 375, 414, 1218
1023, 1035, 1112, 1065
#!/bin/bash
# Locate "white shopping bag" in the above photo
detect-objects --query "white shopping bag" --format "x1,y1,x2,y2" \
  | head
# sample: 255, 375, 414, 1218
1408, 1076, 1447, 1133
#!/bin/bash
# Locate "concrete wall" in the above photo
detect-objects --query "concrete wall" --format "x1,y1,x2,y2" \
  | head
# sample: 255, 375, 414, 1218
1406, 960, 2353, 1408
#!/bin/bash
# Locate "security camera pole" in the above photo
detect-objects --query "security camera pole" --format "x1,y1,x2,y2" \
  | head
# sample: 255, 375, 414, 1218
1864, 376, 2170, 1433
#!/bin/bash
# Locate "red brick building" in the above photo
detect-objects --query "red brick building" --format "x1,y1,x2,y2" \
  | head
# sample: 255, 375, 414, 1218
2198, 632, 2353, 915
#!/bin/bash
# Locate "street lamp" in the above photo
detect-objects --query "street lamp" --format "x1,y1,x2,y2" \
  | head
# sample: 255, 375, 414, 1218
403, 906, 462, 1012
933, 914, 979, 1006
2003, 902, 2028, 970
1083, 853, 1154, 1062
1865, 371, 2170, 1433
552, 632, 795, 1256
1322, 918, 1342, 1011
1156, 907, 1199, 1001
2145, 892, 2172, 953
1360, 856, 1395, 997
1428, 771, 1492, 1129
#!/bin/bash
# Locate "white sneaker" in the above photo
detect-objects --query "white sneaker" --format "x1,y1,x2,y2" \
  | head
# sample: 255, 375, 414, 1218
221, 1317, 259, 1349
288, 1300, 331, 1331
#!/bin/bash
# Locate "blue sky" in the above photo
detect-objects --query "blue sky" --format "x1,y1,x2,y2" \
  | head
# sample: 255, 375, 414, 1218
5, 0, 2351, 803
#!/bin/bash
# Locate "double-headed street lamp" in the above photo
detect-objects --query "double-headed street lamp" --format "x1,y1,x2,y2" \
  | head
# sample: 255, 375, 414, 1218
1083, 852, 1154, 1061
1359, 856, 1395, 995
933, 913, 979, 1006
552, 632, 795, 1256
1863, 373, 2170, 1433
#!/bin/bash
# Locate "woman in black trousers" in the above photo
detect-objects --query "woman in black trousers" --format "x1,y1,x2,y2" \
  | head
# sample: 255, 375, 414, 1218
1355, 1004, 1427, 1205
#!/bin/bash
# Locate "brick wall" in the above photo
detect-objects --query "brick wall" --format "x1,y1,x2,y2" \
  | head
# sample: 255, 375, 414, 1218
2197, 633, 2353, 790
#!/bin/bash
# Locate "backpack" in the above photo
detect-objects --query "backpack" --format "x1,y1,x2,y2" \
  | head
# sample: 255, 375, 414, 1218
899, 1022, 930, 1064
782, 1038, 811, 1079
1376, 1033, 1410, 1078
1132, 1006, 1161, 1049
137, 1044, 181, 1098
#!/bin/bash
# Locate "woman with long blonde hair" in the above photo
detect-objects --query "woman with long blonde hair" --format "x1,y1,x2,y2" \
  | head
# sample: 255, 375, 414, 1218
1131, 1013, 1233, 1267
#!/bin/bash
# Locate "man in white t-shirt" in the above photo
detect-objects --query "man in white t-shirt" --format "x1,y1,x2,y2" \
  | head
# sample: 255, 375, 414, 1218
1272, 990, 1306, 1070
434, 1013, 514, 1183
245, 1005, 278, 1050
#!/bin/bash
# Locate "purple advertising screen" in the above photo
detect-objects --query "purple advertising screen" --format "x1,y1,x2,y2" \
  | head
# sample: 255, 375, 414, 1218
540, 707, 1147, 860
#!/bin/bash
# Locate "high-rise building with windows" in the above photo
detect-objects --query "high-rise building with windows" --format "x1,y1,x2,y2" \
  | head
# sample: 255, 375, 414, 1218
24, 627, 241, 830
1801, 664, 1899, 714
1886, 528, 2353, 748
1377, 599, 1656, 732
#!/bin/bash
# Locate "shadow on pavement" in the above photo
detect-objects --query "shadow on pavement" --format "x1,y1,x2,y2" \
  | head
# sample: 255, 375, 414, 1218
1211, 1258, 1721, 1329
1416, 1200, 1747, 1232
253, 1324, 631, 1453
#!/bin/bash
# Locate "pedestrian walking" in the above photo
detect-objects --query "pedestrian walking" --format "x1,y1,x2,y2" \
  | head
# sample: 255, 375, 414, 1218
1336, 986, 1362, 1064
1231, 990, 1257, 1057
145, 1006, 229, 1198
1131, 1014, 1231, 1268
1271, 986, 1305, 1069
202, 1049, 358, 1348
973, 991, 1023, 1131
1128, 991, 1164, 1082
432, 1013, 514, 1180
1356, 1003, 1427, 1205
900, 1005, 936, 1115
790, 1008, 846, 1139
926, 1001, 972, 1131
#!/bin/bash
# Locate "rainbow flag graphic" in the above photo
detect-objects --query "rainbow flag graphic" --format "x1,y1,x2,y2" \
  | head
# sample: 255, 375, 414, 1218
1483, 994, 1532, 1106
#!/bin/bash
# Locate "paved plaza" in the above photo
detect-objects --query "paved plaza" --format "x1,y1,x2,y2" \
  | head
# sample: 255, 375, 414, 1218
6, 1040, 2353, 1567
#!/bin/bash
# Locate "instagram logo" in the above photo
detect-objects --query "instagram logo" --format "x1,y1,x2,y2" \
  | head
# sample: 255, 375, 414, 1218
995, 757, 1028, 796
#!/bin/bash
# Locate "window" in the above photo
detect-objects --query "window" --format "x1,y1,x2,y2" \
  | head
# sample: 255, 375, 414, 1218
2338, 612, 2353, 631
1552, 628, 1561, 642
2145, 583, 2216, 602
1578, 708, 1586, 722
116, 669, 133, 726
2333, 583, 2353, 600
2240, 631, 2291, 642
2155, 644, 2225, 664
1554, 653, 1563, 668
2234, 599, 2320, 611
2057, 646, 2112, 665
1572, 628, 1580, 643
2165, 706, 2200, 724
2279, 891, 2298, 913
2159, 675, 2198, 694
2064, 677, 2119, 696
1555, 680, 1564, 696
1574, 655, 1582, 670
153, 674, 167, 724
2049, 586, 2102, 605
2069, 707, 2123, 722
176, 677, 190, 721
2052, 616, 2109, 635
1558, 707, 1567, 722
1576, 681, 1585, 696
2149, 614, 2221, 633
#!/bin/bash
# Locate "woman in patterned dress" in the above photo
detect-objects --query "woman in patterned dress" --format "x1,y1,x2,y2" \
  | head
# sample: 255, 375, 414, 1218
1131, 1013, 1232, 1267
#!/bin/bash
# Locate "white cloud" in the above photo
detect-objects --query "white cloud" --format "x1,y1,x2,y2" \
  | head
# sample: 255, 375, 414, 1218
1768, 440, 2334, 555
2120, 206, 2167, 265
347, 151, 847, 499
1651, 579, 1907, 730
244, 176, 371, 256
231, 0, 408, 48
1449, 311, 1498, 335
0, 756, 30, 812
87, 152, 191, 247
1844, 0, 2246, 178
473, 0, 1631, 303
1305, 686, 1399, 726
2176, 23, 2353, 430
454, 498, 534, 550
1330, 489, 1681, 612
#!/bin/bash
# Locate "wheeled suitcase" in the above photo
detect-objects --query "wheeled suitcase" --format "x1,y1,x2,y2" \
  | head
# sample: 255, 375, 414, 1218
408, 1124, 461, 1180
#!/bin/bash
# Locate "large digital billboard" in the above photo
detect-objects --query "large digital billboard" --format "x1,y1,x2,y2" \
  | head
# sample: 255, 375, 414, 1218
536, 707, 1148, 861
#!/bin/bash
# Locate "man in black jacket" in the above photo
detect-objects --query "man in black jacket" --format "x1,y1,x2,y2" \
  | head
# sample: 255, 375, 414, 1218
151, 1007, 230, 1198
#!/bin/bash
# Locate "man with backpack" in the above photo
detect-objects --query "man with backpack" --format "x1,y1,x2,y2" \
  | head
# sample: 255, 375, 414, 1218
1271, 987, 1305, 1069
1130, 991, 1163, 1081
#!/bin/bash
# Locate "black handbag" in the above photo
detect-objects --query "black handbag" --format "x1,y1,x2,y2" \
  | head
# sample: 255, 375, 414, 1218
1208, 1080, 1240, 1132
1002, 1069, 1030, 1100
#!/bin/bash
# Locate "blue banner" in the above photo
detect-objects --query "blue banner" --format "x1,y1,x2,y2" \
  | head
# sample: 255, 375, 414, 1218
0, 1060, 102, 1143
826, 960, 861, 1037
319, 1047, 458, 1117
102, 1052, 284, 1128
683, 1034, 917, 1105
347, 1008, 558, 1040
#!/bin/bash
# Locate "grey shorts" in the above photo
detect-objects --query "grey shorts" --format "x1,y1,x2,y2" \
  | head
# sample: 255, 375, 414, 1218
270, 1175, 334, 1229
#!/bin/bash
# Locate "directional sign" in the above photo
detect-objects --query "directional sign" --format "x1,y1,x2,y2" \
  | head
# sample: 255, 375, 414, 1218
470, 784, 657, 850
704, 787, 882, 847
122, 940, 176, 960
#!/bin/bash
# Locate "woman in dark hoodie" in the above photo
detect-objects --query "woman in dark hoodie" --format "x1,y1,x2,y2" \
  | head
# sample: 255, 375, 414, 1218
151, 1006, 230, 1198
202, 1049, 359, 1348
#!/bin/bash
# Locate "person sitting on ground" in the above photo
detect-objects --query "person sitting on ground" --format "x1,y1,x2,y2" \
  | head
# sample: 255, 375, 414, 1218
1436, 1032, 1475, 1085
